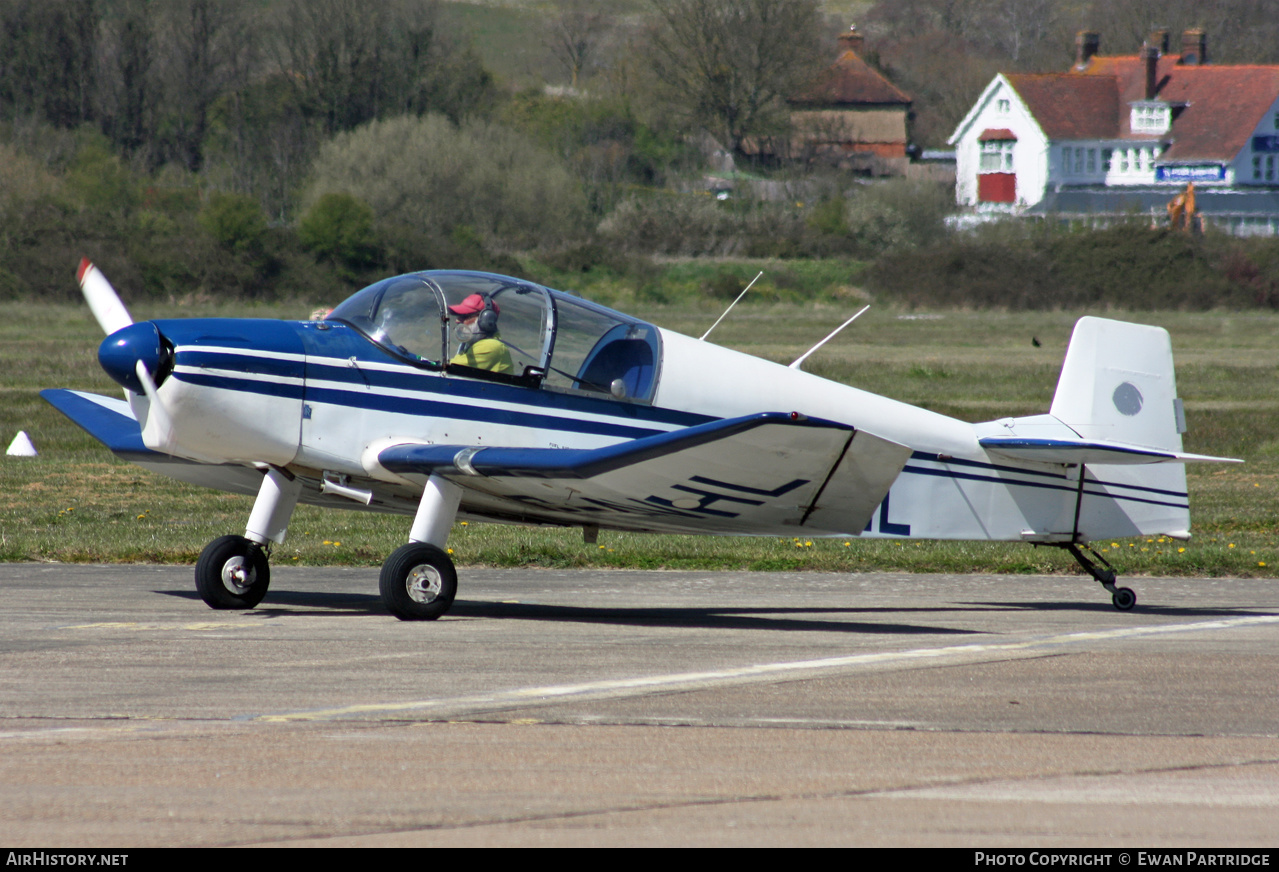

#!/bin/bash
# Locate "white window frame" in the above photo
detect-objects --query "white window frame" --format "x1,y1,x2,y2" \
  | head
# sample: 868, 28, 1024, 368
980, 139, 1015, 173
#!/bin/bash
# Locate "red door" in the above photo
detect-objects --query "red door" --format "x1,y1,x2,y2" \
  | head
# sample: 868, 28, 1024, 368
978, 173, 1016, 203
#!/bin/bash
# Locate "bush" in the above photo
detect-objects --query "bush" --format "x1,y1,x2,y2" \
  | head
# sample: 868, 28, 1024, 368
304, 114, 589, 250
298, 192, 379, 274
599, 194, 815, 257
199, 192, 268, 255
841, 178, 953, 256
866, 222, 1275, 310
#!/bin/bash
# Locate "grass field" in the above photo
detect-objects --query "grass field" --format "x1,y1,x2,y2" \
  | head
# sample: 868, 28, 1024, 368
3, 285, 1277, 583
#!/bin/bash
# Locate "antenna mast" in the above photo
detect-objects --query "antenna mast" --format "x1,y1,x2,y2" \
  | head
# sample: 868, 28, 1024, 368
700, 271, 763, 341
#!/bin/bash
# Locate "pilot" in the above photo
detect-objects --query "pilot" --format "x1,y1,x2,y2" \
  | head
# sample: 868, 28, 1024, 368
448, 293, 513, 374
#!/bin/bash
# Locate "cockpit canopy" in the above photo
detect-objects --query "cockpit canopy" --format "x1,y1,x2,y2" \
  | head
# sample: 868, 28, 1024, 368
327, 270, 661, 403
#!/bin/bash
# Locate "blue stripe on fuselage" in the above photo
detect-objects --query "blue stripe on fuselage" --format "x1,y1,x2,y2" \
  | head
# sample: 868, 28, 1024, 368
301, 359, 706, 428
176, 349, 306, 379
168, 331, 710, 439
306, 384, 669, 439
901, 451, 1189, 510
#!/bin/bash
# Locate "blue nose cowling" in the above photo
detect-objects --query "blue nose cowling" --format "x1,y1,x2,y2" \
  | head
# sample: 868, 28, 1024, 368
99, 321, 165, 394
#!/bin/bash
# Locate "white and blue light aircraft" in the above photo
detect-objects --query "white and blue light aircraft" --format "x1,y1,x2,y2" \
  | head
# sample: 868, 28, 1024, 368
44, 260, 1234, 620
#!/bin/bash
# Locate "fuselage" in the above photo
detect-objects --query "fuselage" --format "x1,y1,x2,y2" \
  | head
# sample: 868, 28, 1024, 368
100, 271, 1192, 543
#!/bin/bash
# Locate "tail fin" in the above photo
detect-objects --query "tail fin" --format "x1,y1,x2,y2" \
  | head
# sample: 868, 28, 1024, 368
1050, 316, 1183, 453
981, 317, 1234, 465
978, 317, 1236, 541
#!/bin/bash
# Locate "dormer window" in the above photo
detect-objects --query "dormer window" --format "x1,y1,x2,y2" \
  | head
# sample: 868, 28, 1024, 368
1132, 102, 1171, 134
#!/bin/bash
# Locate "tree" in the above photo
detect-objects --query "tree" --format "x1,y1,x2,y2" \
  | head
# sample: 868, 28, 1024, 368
156, 0, 255, 172
97, 0, 157, 159
0, 0, 99, 129
646, 0, 825, 156
545, 0, 611, 89
269, 0, 494, 135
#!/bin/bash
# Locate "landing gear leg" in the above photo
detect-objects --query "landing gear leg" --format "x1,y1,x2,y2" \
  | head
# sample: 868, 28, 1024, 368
195, 467, 301, 610
380, 474, 462, 621
1063, 543, 1136, 611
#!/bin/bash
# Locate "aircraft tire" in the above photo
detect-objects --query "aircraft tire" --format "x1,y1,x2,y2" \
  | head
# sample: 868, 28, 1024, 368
1111, 587, 1137, 611
380, 543, 457, 621
195, 535, 270, 610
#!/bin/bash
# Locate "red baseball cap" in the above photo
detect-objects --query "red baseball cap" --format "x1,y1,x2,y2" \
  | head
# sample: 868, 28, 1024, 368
447, 294, 499, 317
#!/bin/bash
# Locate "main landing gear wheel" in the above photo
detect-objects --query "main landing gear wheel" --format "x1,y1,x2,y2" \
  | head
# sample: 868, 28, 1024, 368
1111, 586, 1137, 611
195, 535, 270, 609
380, 543, 457, 621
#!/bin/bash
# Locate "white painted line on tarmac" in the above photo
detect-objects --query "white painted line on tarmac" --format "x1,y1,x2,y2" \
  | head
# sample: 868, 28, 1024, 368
252, 614, 1279, 723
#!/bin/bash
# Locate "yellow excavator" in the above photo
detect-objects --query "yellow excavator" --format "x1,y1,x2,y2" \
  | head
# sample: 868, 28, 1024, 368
1166, 182, 1199, 232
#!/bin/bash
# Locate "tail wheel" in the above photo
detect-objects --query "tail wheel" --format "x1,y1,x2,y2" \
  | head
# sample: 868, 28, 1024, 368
196, 535, 270, 609
380, 543, 457, 621
1111, 587, 1137, 611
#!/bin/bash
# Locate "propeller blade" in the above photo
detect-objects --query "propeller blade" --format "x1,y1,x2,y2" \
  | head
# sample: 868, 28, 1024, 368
78, 258, 133, 336
134, 358, 177, 453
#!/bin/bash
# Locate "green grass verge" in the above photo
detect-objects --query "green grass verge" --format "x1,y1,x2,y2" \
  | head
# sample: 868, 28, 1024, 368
3, 293, 1277, 578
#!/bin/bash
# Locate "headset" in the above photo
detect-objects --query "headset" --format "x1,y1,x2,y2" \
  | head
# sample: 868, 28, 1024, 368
474, 294, 498, 336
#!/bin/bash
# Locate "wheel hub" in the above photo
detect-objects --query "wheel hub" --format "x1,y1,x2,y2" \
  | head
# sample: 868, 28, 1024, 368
221, 556, 256, 594
406, 564, 443, 603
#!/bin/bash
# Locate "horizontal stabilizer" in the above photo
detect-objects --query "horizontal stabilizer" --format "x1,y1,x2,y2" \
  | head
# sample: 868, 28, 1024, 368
379, 412, 911, 536
979, 436, 1239, 465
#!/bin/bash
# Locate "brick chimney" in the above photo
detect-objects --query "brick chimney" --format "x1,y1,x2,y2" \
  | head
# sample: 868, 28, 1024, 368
839, 25, 865, 56
1147, 29, 1169, 55
1075, 31, 1100, 69
1141, 43, 1159, 99
1180, 29, 1206, 65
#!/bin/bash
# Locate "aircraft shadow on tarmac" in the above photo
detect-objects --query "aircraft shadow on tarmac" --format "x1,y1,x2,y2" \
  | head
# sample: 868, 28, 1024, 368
157, 587, 984, 634
155, 588, 1273, 631
958, 600, 1277, 619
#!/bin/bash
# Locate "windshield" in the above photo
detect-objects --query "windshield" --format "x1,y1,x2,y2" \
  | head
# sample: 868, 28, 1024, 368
327, 274, 445, 365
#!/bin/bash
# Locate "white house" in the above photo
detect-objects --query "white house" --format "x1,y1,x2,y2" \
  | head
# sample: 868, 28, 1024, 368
948, 30, 1279, 233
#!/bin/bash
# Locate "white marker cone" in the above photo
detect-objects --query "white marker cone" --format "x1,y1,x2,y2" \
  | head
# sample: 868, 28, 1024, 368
6, 431, 37, 456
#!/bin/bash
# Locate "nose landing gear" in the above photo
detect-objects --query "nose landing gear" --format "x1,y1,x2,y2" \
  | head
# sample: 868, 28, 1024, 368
195, 535, 271, 609
194, 467, 301, 611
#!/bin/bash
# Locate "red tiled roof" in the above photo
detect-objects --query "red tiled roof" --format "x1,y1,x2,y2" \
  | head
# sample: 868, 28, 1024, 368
1006, 74, 1119, 139
979, 128, 1017, 141
1156, 66, 1279, 161
1006, 55, 1279, 162
791, 50, 911, 107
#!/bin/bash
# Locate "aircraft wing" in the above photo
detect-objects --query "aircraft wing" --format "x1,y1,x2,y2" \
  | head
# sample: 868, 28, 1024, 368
378, 412, 912, 536
41, 389, 152, 460
41, 389, 270, 497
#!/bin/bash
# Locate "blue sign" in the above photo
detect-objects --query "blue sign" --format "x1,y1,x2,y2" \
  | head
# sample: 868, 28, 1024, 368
1254, 135, 1279, 153
1156, 165, 1225, 182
